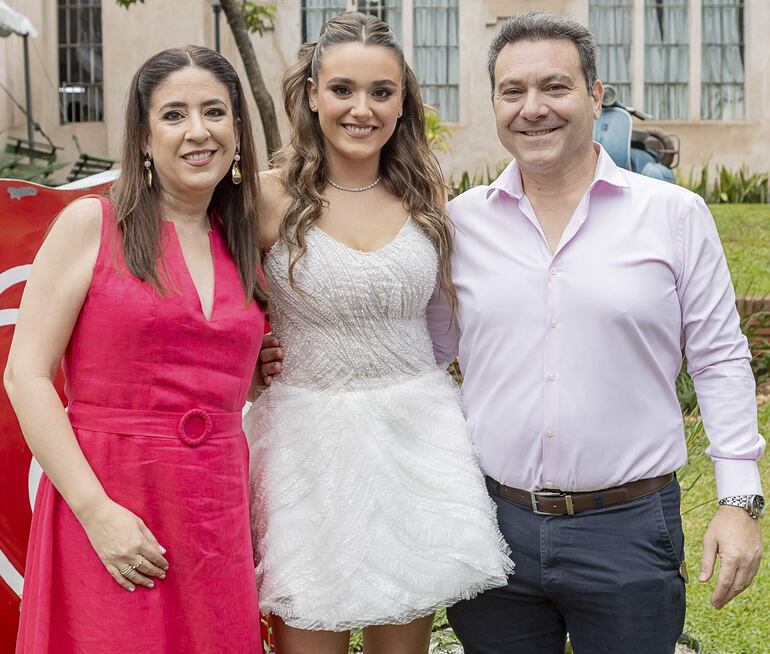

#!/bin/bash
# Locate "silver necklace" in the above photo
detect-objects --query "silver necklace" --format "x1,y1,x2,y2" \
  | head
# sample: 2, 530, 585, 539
327, 175, 382, 192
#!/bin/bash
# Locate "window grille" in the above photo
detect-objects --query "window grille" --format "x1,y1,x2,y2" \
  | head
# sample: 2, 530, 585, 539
413, 0, 459, 121
589, 0, 633, 104
58, 0, 103, 124
300, 0, 459, 122
357, 0, 402, 41
644, 0, 689, 119
301, 0, 347, 42
701, 0, 744, 119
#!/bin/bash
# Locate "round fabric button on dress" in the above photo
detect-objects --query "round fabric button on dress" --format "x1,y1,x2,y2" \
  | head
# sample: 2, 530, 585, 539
177, 409, 213, 447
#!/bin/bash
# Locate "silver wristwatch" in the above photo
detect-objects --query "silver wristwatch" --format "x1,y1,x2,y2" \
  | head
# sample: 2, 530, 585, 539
718, 494, 765, 519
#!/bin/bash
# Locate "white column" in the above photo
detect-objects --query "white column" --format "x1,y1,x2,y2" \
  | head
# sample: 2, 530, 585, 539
631, 0, 645, 110
688, 0, 701, 120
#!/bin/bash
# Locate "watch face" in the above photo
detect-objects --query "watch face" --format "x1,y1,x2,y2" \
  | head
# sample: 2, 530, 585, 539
751, 495, 766, 517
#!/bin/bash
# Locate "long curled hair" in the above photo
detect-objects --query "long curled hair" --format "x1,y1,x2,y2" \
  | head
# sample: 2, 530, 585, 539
273, 12, 456, 313
110, 46, 266, 304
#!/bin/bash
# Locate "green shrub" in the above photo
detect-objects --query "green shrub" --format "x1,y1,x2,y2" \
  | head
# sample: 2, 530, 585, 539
425, 105, 453, 154
741, 310, 770, 384
448, 162, 508, 199
676, 365, 698, 414
677, 163, 769, 204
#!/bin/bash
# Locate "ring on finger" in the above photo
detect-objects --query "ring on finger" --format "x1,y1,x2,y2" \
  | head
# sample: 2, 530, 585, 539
119, 563, 136, 577
136, 555, 145, 569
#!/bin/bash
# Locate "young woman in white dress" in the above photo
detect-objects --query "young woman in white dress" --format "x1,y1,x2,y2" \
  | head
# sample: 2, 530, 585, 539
245, 12, 514, 654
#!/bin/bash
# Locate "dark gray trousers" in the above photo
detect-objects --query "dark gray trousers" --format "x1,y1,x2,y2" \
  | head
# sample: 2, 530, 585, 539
447, 478, 686, 654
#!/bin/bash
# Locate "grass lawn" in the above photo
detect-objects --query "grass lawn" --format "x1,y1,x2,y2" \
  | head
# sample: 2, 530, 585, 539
680, 402, 770, 653
710, 204, 770, 296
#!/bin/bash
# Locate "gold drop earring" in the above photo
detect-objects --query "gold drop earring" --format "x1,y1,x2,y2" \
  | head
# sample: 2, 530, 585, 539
232, 148, 242, 185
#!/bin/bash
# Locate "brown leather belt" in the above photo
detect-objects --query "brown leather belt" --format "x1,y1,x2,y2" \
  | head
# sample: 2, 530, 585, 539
485, 473, 674, 516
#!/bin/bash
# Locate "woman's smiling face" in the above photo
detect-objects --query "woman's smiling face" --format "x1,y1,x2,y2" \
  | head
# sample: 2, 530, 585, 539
307, 42, 404, 168
145, 66, 238, 198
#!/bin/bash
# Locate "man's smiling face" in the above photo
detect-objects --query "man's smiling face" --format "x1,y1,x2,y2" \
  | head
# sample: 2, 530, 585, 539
492, 38, 602, 176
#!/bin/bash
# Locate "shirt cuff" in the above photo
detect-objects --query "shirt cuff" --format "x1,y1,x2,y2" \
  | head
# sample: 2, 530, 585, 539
713, 458, 764, 499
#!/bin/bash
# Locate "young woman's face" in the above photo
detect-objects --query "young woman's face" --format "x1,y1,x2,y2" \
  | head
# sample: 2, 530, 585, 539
308, 43, 404, 167
145, 66, 239, 198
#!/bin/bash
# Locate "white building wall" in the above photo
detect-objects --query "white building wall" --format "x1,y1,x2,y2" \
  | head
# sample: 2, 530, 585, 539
1, 0, 768, 183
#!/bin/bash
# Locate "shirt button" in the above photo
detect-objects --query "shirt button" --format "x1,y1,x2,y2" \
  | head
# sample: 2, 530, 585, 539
545, 427, 556, 437
549, 319, 558, 328
543, 481, 557, 488
550, 267, 558, 276
547, 373, 557, 381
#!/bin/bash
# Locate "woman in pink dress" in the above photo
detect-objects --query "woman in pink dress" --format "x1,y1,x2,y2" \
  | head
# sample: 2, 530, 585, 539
4, 46, 266, 653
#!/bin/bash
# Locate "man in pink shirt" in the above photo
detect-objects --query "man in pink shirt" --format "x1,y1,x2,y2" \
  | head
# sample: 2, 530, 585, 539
425, 11, 764, 654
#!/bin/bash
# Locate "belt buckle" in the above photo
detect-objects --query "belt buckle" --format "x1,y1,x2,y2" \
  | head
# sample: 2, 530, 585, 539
177, 408, 213, 447
530, 490, 575, 516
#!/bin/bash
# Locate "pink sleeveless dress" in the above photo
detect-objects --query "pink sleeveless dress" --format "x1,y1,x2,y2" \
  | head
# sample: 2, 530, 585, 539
16, 196, 265, 653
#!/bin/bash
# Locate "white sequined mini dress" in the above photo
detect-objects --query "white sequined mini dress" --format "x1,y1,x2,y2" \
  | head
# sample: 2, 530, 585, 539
244, 217, 514, 630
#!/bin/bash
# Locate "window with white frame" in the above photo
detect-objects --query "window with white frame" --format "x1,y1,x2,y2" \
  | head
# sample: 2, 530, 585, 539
413, 0, 458, 121
589, 0, 633, 104
644, 0, 689, 120
57, 0, 103, 123
301, 0, 347, 42
702, 0, 744, 120
358, 0, 403, 41
300, 0, 459, 121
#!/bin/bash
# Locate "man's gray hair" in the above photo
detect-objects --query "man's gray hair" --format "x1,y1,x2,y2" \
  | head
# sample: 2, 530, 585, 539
487, 11, 598, 93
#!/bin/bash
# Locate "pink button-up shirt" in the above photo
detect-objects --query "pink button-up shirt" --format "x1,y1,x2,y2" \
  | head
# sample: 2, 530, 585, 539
428, 146, 764, 498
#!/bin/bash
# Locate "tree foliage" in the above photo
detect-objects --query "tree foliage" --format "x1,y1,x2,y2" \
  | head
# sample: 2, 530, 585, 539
239, 2, 275, 35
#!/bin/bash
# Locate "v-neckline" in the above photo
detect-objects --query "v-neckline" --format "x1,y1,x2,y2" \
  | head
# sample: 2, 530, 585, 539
166, 221, 217, 322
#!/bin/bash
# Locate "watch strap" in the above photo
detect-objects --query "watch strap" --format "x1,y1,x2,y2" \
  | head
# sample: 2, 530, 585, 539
718, 494, 765, 518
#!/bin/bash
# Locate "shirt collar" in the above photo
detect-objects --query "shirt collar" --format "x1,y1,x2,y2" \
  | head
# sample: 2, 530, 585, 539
485, 143, 630, 201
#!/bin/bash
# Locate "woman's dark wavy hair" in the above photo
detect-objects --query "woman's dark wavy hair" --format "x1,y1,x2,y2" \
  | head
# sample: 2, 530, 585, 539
273, 12, 457, 314
110, 45, 266, 305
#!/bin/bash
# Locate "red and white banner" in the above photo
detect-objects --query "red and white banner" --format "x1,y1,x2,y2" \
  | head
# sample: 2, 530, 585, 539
0, 173, 116, 651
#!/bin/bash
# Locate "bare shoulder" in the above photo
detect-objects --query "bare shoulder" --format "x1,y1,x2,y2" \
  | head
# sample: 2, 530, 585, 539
260, 169, 289, 207
34, 196, 103, 280
48, 196, 103, 246
259, 169, 290, 251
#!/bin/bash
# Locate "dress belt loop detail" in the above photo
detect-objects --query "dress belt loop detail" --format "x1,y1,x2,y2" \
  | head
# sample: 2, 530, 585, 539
177, 408, 213, 447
